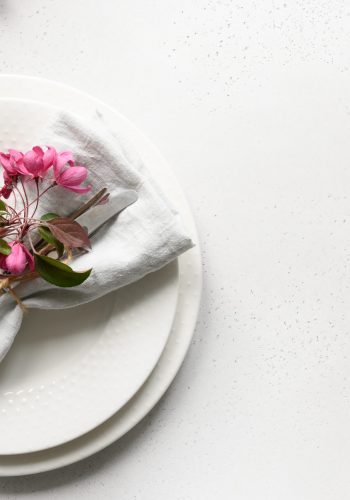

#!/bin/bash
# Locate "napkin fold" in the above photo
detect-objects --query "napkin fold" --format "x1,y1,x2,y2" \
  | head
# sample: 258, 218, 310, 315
0, 111, 193, 363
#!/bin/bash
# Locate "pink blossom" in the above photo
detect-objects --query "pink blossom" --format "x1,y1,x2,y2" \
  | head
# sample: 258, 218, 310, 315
0, 146, 91, 196
0, 185, 13, 199
0, 242, 35, 275
18, 146, 56, 180
54, 152, 91, 193
0, 149, 23, 179
0, 149, 24, 197
55, 166, 91, 193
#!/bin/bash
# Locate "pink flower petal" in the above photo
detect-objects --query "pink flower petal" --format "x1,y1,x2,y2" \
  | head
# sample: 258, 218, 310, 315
54, 151, 74, 176
8, 150, 23, 162
32, 146, 44, 157
4, 243, 28, 275
23, 150, 38, 170
0, 153, 11, 169
1, 152, 22, 176
58, 166, 88, 186
15, 163, 31, 177
43, 146, 56, 170
23, 150, 44, 177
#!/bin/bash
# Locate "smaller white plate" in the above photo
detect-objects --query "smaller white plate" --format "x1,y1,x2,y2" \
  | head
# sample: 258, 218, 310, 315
0, 99, 179, 455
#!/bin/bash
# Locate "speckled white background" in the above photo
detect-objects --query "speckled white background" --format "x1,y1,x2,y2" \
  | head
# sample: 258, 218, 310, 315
1, 0, 350, 498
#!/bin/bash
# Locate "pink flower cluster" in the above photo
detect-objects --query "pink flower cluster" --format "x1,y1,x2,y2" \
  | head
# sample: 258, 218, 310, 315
0, 146, 91, 199
0, 146, 93, 276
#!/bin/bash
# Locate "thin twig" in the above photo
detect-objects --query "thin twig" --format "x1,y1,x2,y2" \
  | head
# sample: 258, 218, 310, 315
7, 286, 28, 312
68, 187, 107, 220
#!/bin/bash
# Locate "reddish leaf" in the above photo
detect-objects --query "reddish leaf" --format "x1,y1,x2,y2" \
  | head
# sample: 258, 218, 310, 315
45, 217, 91, 249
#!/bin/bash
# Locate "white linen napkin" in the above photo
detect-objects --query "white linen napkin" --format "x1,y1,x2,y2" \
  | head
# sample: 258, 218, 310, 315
0, 111, 193, 363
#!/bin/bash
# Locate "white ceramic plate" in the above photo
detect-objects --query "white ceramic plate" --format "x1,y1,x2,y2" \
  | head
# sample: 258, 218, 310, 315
0, 75, 201, 476
0, 98, 179, 455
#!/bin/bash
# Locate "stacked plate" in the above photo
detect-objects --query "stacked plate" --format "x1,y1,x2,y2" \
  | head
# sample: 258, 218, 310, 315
0, 76, 201, 476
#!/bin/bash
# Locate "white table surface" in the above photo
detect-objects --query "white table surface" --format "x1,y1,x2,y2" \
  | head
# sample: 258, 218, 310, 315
1, 0, 350, 498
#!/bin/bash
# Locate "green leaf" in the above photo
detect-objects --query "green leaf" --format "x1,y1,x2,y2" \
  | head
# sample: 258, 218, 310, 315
38, 226, 64, 258
0, 200, 7, 213
41, 213, 59, 221
34, 254, 92, 288
0, 239, 11, 256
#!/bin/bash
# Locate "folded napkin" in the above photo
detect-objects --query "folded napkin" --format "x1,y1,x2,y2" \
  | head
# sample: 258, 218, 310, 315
0, 111, 193, 363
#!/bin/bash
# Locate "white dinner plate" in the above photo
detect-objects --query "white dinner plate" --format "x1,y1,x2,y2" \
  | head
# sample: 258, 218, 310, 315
0, 75, 201, 475
0, 98, 180, 454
